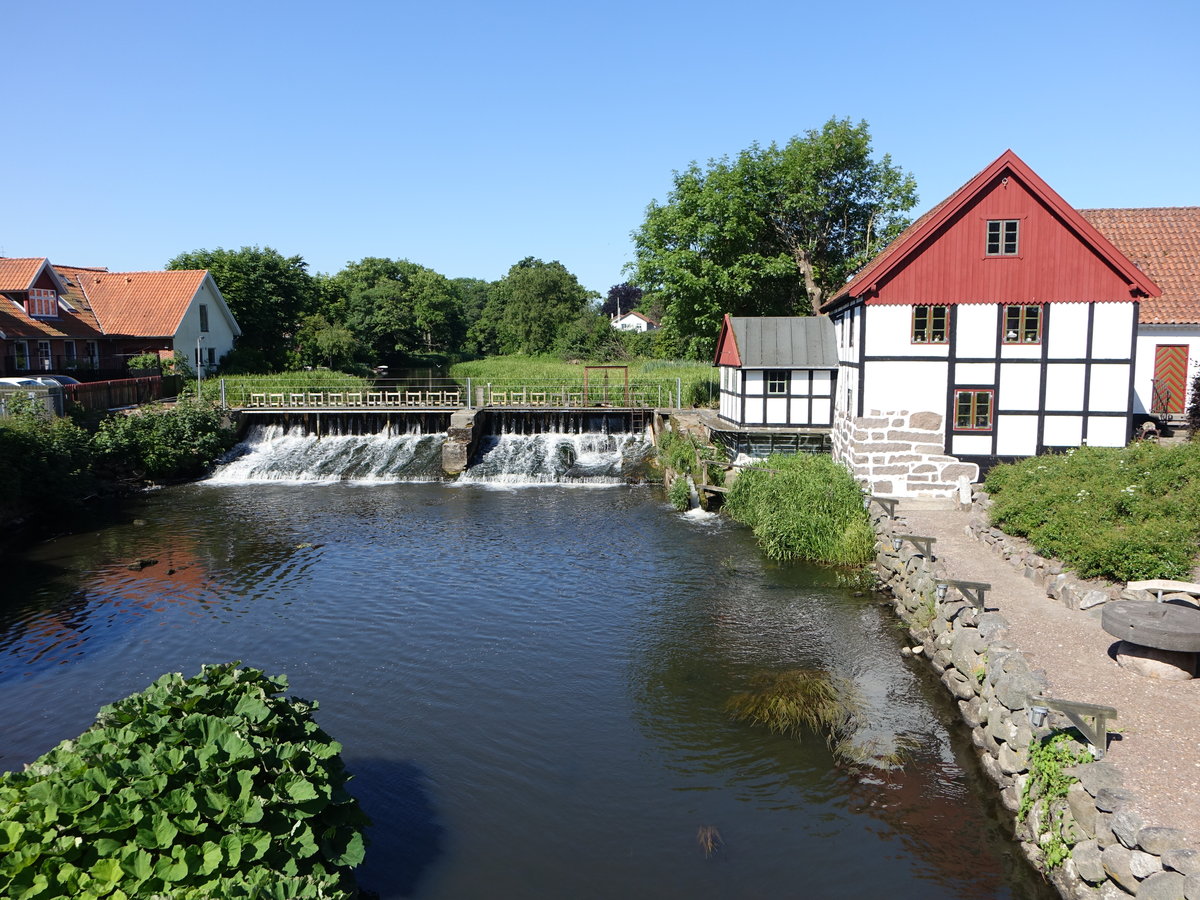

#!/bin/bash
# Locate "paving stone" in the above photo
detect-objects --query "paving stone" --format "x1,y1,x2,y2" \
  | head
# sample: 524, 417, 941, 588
1185, 874, 1200, 900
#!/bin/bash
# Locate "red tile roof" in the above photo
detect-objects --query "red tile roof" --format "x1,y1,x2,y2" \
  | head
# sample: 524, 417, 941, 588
79, 269, 208, 337
1079, 208, 1200, 325
0, 257, 49, 291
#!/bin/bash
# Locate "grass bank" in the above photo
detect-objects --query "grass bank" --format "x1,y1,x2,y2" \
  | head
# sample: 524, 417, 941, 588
724, 453, 874, 566
983, 442, 1200, 581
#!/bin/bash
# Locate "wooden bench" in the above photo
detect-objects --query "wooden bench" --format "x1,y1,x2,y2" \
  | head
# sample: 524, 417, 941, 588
1127, 579, 1200, 605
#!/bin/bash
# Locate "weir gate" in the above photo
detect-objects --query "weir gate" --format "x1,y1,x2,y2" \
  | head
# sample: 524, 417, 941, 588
234, 400, 654, 476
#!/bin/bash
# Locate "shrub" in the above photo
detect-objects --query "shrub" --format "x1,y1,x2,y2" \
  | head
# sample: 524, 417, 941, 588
984, 443, 1200, 581
0, 663, 369, 899
0, 401, 95, 524
724, 453, 874, 565
92, 400, 236, 481
668, 475, 691, 510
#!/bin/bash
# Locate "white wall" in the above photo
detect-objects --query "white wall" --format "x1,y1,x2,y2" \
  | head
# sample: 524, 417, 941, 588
172, 280, 239, 373
1132, 325, 1200, 415
863, 360, 948, 413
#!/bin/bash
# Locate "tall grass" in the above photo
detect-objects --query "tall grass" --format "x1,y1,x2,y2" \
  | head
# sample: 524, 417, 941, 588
725, 669, 861, 757
724, 453, 874, 565
193, 372, 369, 405
984, 442, 1200, 581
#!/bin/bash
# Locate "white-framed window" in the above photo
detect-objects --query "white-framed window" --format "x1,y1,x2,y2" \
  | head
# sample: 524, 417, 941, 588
954, 389, 994, 431
912, 305, 948, 343
37, 341, 51, 370
64, 341, 77, 363
85, 341, 99, 367
1004, 305, 1042, 344
27, 288, 58, 317
986, 220, 1020, 256
766, 371, 788, 395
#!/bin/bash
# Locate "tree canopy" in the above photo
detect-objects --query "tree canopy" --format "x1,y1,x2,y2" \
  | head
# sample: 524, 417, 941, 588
630, 117, 917, 358
602, 283, 643, 318
167, 246, 315, 369
476, 257, 598, 356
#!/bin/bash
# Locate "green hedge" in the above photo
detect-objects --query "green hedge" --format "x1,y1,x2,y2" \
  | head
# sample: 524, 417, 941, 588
91, 400, 236, 481
0, 663, 369, 899
984, 443, 1200, 581
724, 453, 873, 565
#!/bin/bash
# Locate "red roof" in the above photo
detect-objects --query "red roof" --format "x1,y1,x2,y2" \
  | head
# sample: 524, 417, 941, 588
0, 258, 51, 291
80, 269, 208, 337
823, 150, 1161, 310
1080, 208, 1200, 325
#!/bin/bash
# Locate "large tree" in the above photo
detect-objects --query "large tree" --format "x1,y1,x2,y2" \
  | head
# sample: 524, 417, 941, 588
602, 282, 643, 318
168, 246, 315, 369
630, 117, 917, 358
325, 258, 461, 362
481, 257, 597, 355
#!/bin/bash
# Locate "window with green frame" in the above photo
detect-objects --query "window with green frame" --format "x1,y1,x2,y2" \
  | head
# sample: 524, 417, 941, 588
1004, 305, 1041, 344
986, 219, 1020, 255
954, 390, 993, 430
912, 305, 948, 343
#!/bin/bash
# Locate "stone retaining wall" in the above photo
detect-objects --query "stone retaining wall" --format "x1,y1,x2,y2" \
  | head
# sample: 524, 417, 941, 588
872, 503, 1200, 899
833, 408, 978, 498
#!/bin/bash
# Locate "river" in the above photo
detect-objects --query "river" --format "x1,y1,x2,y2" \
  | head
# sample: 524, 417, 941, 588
0, 438, 1053, 898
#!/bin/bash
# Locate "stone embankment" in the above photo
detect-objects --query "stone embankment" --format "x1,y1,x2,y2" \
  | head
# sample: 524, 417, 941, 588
872, 497, 1200, 900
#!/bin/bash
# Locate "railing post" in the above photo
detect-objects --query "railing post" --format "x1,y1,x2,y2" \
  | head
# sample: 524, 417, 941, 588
676, 377, 681, 409
466, 377, 472, 409
220, 378, 226, 408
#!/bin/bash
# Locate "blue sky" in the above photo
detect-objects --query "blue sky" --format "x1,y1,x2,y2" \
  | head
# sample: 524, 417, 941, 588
8, 0, 1198, 296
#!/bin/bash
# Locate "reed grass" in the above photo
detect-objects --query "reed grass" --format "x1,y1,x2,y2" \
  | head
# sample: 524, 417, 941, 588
724, 453, 874, 565
725, 668, 860, 754
696, 825, 723, 858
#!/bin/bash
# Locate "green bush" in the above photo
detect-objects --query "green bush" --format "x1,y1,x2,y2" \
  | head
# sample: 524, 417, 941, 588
724, 453, 874, 565
668, 475, 691, 510
92, 400, 236, 481
0, 663, 369, 899
984, 443, 1200, 581
0, 400, 95, 524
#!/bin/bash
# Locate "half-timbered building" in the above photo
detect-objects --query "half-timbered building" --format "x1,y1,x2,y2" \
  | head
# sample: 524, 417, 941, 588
713, 314, 838, 428
822, 150, 1161, 496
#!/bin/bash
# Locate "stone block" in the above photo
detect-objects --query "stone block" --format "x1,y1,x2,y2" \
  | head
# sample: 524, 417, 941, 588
910, 411, 943, 430
1073, 839, 1107, 884
1130, 849, 1164, 880
942, 463, 980, 481
1138, 828, 1191, 857
1095, 787, 1136, 813
1112, 807, 1146, 849
995, 671, 1044, 710
959, 696, 987, 727
1069, 761, 1124, 797
1000, 784, 1021, 812
1138, 871, 1187, 900
976, 612, 1011, 641
1102, 843, 1139, 892
1095, 811, 1118, 849
1163, 849, 1200, 877
1187, 875, 1200, 900
1115, 643, 1196, 681
1081, 590, 1110, 610
941, 668, 977, 700
998, 742, 1027, 774
1067, 783, 1098, 837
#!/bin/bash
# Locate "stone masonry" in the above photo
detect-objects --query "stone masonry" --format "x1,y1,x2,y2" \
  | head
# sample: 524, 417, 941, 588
832, 408, 979, 498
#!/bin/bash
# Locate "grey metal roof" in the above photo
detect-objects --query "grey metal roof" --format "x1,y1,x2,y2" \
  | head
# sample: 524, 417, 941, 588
728, 316, 838, 369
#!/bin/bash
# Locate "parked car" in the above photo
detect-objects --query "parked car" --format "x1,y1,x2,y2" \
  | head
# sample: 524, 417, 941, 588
35, 374, 81, 386
0, 377, 42, 387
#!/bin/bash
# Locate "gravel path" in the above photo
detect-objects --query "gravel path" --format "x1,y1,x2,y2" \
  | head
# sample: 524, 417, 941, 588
897, 502, 1200, 845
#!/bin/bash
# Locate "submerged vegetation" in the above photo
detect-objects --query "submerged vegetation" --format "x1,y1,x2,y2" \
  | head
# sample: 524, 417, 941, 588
726, 669, 860, 756
984, 443, 1200, 581
724, 453, 874, 565
0, 663, 368, 899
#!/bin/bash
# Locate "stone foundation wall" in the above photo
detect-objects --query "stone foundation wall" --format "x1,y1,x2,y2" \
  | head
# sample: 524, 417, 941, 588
833, 408, 978, 498
872, 505, 1200, 899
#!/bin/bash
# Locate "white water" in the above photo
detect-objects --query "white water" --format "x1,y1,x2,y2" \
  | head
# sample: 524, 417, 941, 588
457, 431, 652, 486
207, 424, 446, 484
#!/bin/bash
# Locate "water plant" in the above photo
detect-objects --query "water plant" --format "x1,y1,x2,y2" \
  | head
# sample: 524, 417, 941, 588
696, 825, 723, 858
0, 662, 369, 899
724, 453, 874, 565
668, 475, 692, 511
725, 669, 861, 757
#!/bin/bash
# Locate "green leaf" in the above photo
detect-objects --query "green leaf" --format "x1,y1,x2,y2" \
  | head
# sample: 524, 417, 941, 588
91, 838, 123, 856
0, 821, 24, 852
283, 776, 319, 803
328, 831, 365, 867
89, 857, 122, 890
233, 695, 271, 724
198, 841, 223, 876
219, 833, 242, 868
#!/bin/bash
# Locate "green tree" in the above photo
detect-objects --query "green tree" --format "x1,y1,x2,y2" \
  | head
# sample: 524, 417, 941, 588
294, 314, 359, 369
167, 247, 315, 370
326, 258, 461, 362
630, 117, 917, 358
488, 257, 597, 355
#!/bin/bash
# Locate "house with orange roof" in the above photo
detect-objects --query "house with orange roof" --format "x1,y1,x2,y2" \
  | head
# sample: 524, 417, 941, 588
71, 268, 240, 374
1079, 208, 1200, 424
0, 259, 240, 378
819, 150, 1161, 497
611, 310, 660, 332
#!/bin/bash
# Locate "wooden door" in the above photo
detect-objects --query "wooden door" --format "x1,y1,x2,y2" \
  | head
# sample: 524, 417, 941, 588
1151, 345, 1189, 414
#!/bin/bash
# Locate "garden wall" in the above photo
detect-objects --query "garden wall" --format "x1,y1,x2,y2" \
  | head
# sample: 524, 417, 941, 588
871, 503, 1200, 899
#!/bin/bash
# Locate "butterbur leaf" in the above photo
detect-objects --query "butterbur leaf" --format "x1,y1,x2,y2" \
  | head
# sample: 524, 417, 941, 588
152, 811, 178, 848
0, 820, 24, 852
89, 857, 122, 889
91, 837, 123, 856
283, 776, 319, 803
220, 833, 242, 868
233, 695, 271, 724
329, 831, 365, 867
198, 841, 223, 875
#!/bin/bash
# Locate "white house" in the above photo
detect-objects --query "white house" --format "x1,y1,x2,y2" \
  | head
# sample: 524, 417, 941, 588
821, 150, 1160, 497
611, 311, 659, 333
713, 315, 838, 428
1079, 208, 1200, 424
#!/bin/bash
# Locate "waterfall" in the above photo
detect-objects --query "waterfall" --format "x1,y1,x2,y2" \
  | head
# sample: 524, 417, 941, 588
457, 430, 653, 486
207, 423, 446, 484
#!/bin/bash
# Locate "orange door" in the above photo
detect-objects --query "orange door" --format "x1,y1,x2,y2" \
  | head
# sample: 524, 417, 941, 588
1151, 345, 1189, 414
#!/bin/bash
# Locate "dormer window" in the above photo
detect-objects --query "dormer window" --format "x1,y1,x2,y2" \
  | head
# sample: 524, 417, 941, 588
27, 288, 58, 318
986, 220, 1020, 256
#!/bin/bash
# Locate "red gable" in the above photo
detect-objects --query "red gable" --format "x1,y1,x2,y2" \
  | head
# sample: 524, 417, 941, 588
824, 150, 1160, 309
713, 313, 741, 366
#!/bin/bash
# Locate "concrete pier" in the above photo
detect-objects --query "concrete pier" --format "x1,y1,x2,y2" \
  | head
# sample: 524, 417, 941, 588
443, 408, 481, 476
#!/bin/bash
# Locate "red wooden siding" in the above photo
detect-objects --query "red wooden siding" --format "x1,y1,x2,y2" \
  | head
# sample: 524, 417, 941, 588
867, 172, 1145, 306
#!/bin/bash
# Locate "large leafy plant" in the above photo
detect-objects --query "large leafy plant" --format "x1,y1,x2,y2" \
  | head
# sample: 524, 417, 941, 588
0, 663, 369, 899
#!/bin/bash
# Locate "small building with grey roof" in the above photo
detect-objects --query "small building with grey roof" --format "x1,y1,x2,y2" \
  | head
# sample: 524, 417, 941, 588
713, 314, 838, 428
